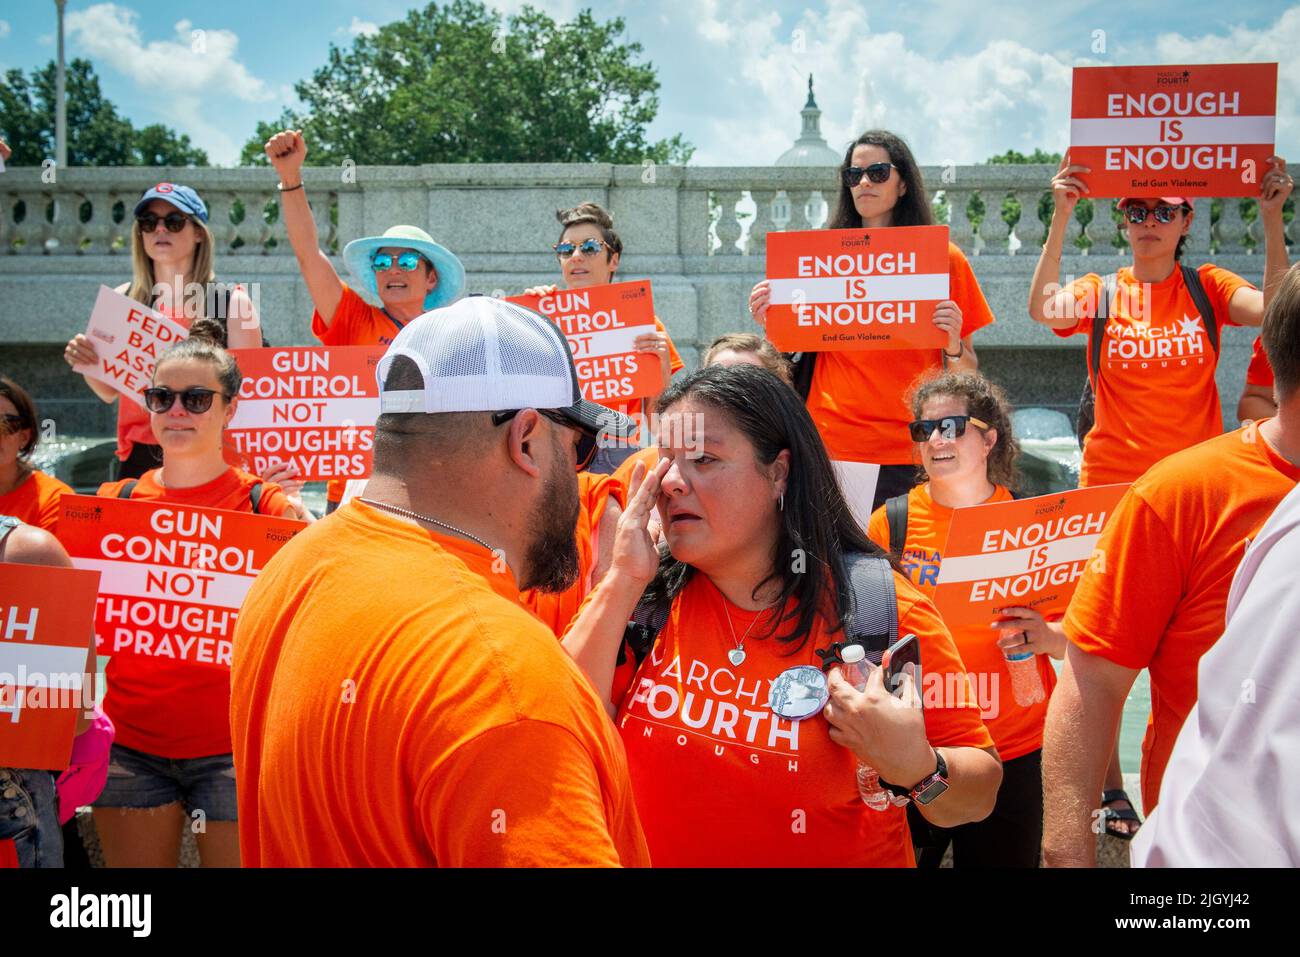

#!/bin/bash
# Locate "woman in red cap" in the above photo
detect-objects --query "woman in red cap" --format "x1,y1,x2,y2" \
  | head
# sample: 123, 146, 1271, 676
62, 183, 263, 480
1028, 155, 1293, 489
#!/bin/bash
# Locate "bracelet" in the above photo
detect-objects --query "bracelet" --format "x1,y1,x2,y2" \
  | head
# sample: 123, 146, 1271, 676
943, 341, 964, 360
277, 182, 304, 193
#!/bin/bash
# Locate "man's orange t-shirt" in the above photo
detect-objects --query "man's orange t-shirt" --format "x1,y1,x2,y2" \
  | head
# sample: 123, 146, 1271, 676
96, 466, 294, 758
614, 570, 994, 867
230, 500, 650, 867
1057, 264, 1254, 487
521, 471, 626, 635
1063, 425, 1300, 812
867, 484, 1055, 761
804, 242, 995, 466
1246, 335, 1275, 388
0, 469, 72, 535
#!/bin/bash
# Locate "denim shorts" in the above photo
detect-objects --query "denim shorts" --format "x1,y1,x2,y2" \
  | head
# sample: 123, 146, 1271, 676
0, 767, 63, 868
94, 744, 237, 821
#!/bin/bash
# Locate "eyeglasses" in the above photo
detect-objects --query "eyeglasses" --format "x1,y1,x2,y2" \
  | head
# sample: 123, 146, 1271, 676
842, 163, 897, 188
136, 212, 191, 234
553, 238, 607, 260
371, 251, 426, 272
491, 408, 598, 471
908, 415, 989, 442
1, 413, 27, 435
142, 387, 229, 415
1123, 203, 1187, 225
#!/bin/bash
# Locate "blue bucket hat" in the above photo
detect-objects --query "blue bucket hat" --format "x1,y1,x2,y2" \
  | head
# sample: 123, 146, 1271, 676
134, 182, 208, 223
343, 225, 466, 312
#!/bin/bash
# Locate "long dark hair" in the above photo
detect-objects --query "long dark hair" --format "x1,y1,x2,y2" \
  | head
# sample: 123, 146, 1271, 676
827, 129, 933, 230
644, 364, 890, 651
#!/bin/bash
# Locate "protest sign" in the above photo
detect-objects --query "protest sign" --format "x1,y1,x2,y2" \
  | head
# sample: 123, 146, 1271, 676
1070, 63, 1277, 198
0, 563, 100, 771
508, 281, 660, 405
764, 226, 950, 353
59, 495, 304, 673
72, 286, 189, 407
227, 346, 383, 481
933, 484, 1130, 631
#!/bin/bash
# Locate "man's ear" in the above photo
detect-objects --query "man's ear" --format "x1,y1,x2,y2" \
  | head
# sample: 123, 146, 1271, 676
506, 409, 544, 479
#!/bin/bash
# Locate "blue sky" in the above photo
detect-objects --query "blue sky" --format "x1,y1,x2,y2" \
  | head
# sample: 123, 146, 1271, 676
2, 1, 1297, 166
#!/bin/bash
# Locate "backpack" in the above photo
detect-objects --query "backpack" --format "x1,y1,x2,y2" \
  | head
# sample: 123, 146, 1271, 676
789, 351, 817, 401
884, 488, 1023, 560
117, 480, 264, 514
1075, 265, 1219, 445
619, 551, 899, 672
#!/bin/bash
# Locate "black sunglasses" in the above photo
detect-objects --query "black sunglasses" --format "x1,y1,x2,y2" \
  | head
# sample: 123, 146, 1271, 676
553, 238, 607, 260
1, 413, 28, 435
842, 163, 897, 188
491, 408, 598, 471
908, 415, 989, 442
136, 211, 191, 234
142, 387, 228, 415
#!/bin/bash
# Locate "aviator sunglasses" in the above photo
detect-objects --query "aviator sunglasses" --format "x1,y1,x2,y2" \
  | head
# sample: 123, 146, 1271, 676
136, 211, 191, 234
1123, 203, 1187, 225
842, 163, 898, 188
553, 238, 607, 260
371, 251, 426, 272
491, 408, 598, 471
908, 415, 989, 442
142, 387, 228, 415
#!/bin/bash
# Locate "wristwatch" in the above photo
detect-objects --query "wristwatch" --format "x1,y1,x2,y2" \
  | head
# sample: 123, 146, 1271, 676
880, 749, 950, 806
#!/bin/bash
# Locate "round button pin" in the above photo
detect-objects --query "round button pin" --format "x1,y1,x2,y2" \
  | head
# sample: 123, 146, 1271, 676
767, 665, 829, 720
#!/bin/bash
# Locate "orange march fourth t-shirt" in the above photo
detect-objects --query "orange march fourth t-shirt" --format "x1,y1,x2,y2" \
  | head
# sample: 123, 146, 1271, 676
615, 571, 993, 867
867, 484, 1055, 761
1057, 264, 1253, 487
804, 242, 995, 466
96, 466, 294, 758
0, 469, 72, 536
1063, 425, 1300, 812
231, 500, 650, 867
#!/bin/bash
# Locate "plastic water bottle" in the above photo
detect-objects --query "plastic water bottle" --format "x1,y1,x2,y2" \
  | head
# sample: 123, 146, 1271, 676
1004, 648, 1046, 707
839, 645, 892, 811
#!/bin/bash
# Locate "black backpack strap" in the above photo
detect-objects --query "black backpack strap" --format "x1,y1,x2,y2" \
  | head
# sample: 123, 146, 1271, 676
117, 480, 139, 499
884, 493, 909, 558
1180, 264, 1220, 354
838, 551, 899, 667
1088, 272, 1117, 384
619, 594, 672, 667
788, 351, 817, 401
249, 482, 264, 515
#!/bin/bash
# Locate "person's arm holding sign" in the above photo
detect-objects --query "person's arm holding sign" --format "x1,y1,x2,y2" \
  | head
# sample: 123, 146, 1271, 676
1028, 154, 1091, 331
934, 299, 978, 373
264, 130, 346, 332
1230, 156, 1293, 325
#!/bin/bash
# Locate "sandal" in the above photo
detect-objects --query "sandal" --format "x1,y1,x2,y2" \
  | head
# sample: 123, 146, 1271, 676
1100, 788, 1143, 841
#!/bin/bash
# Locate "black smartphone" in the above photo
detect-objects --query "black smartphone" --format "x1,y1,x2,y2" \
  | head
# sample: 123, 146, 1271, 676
881, 633, 921, 698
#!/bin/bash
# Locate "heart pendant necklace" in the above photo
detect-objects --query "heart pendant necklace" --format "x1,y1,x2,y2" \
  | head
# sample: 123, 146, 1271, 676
723, 602, 767, 668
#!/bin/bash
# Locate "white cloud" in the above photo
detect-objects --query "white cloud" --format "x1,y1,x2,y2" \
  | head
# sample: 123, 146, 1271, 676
337, 17, 379, 39
65, 3, 276, 164
0, 20, 11, 40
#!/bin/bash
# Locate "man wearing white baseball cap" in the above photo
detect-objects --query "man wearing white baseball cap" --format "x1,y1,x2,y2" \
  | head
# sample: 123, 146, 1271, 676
230, 297, 655, 866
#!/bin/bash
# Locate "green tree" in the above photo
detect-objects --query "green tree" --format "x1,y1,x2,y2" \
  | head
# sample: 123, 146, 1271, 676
0, 58, 208, 166
987, 148, 1062, 166
240, 0, 692, 166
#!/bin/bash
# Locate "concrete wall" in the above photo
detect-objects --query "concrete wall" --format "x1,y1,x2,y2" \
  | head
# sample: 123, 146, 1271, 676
1, 164, 1283, 437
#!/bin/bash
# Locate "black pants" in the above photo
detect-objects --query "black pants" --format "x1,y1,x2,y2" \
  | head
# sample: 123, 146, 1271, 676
912, 748, 1043, 868
111, 443, 162, 481
872, 464, 919, 513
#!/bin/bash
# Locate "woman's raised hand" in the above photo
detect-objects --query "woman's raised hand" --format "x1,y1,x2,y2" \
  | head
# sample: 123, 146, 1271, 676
747, 280, 772, 329
608, 456, 672, 587
1051, 152, 1090, 218
264, 130, 307, 184
64, 334, 99, 368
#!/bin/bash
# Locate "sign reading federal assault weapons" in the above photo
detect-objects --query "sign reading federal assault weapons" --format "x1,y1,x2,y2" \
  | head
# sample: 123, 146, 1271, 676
932, 484, 1130, 631
1070, 62, 1277, 198
59, 495, 305, 672
73, 286, 189, 408
0, 563, 100, 771
764, 226, 950, 352
508, 281, 661, 406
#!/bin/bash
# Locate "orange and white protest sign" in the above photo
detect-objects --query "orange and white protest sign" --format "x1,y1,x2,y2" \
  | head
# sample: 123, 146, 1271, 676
227, 346, 383, 481
59, 495, 305, 673
1070, 63, 1277, 198
508, 281, 660, 406
72, 286, 189, 407
0, 563, 100, 771
932, 484, 1130, 631
764, 226, 950, 352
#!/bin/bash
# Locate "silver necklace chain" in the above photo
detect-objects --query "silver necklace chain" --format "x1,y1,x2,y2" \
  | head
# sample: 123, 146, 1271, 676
723, 602, 766, 654
358, 498, 497, 554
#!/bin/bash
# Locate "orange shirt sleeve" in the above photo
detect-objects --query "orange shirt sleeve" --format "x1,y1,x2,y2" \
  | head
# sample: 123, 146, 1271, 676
36, 476, 71, 535
1053, 272, 1102, 339
867, 503, 890, 551
1246, 336, 1275, 388
1063, 487, 1184, 670
253, 483, 295, 519
311, 284, 374, 346
948, 244, 996, 339
652, 316, 685, 374
421, 720, 628, 866
1200, 264, 1255, 328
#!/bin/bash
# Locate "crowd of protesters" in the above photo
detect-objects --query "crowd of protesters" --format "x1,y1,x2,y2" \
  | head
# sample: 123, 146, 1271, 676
1, 119, 1297, 870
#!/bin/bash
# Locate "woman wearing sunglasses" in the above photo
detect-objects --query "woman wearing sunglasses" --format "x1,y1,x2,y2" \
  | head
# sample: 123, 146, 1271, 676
1029, 154, 1293, 488
523, 202, 684, 473
0, 376, 73, 535
91, 321, 300, 868
749, 131, 996, 512
562, 364, 1001, 866
63, 184, 263, 481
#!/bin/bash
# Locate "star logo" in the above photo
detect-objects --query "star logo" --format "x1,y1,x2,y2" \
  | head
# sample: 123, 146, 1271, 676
1177, 315, 1204, 338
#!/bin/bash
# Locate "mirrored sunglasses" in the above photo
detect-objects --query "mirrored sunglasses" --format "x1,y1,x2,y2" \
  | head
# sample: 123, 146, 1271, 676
553, 238, 606, 260
371, 251, 426, 272
1123, 203, 1186, 225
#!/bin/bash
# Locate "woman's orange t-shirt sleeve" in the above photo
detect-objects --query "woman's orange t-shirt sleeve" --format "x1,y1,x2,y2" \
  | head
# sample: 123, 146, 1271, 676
866, 504, 890, 551
253, 483, 295, 519
1053, 272, 1102, 339
948, 244, 996, 339
420, 720, 629, 867
1201, 264, 1254, 328
1063, 488, 1185, 670
311, 284, 369, 346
